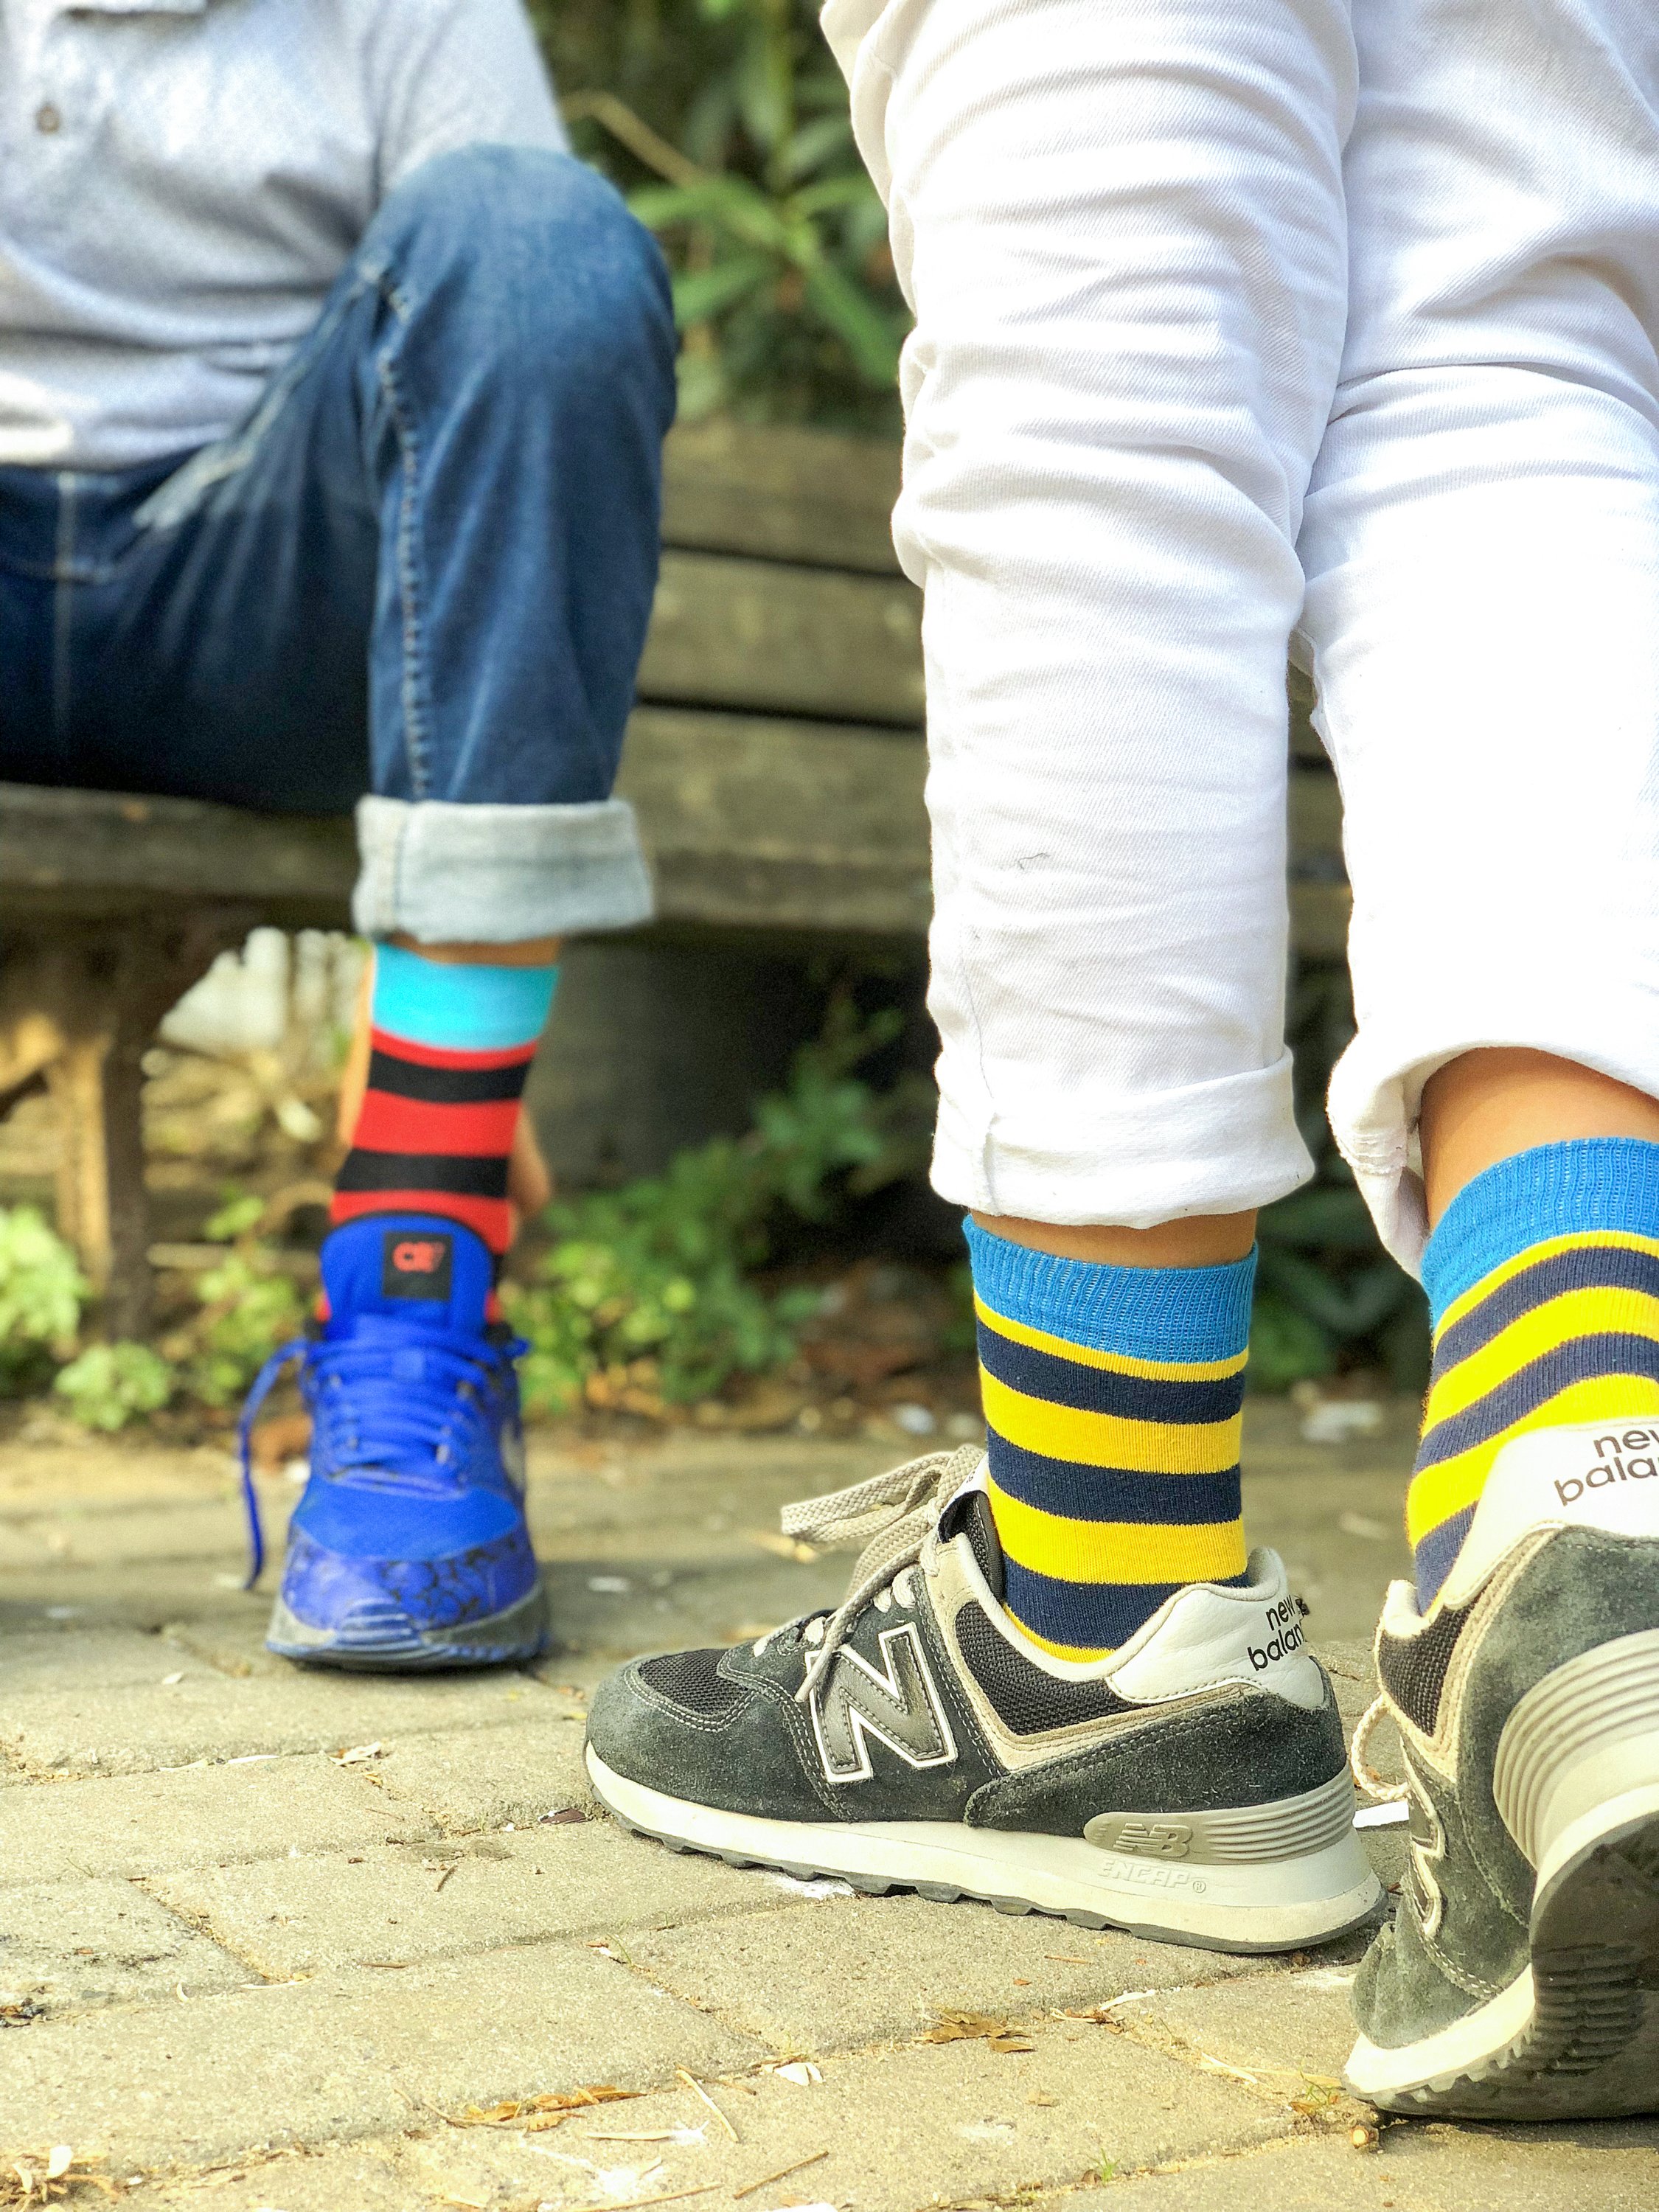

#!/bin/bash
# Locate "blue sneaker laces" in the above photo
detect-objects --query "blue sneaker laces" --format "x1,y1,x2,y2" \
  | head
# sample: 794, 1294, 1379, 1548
237, 1322, 526, 1590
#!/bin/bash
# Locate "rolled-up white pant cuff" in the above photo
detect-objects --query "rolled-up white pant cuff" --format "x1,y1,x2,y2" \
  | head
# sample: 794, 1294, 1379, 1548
929, 1052, 1314, 1228
1329, 993, 1659, 1281
352, 796, 655, 943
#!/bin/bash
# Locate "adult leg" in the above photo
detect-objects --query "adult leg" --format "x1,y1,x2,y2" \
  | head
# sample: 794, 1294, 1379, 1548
72, 145, 675, 1667
583, 0, 1382, 1953
1298, 0, 1659, 2115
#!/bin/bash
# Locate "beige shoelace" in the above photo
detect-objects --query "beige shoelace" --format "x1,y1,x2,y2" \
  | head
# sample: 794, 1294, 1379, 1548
1349, 1692, 1411, 1804
772, 1442, 985, 1704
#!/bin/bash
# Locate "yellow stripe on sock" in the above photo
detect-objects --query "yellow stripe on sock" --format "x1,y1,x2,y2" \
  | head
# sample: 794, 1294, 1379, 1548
974, 1296, 1248, 1382
987, 1480, 1247, 1586
1433, 1229, 1659, 1337
980, 1371, 1241, 1473
1407, 1372, 1659, 1546
1422, 1284, 1659, 1428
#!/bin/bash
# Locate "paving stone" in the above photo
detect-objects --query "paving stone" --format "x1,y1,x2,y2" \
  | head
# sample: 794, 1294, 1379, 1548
0, 1497, 257, 1571
0, 1876, 249, 2015
0, 1941, 762, 2171
0, 1624, 221, 1694
0, 1667, 564, 1778
146, 1823, 784, 1978
0, 1564, 285, 1632
0, 1439, 240, 1513
1106, 1963, 1361, 2089
625, 1893, 1270, 2057
0, 1754, 430, 1885
110, 2015, 1276, 2212
1092, 2122, 1659, 2211
369, 1716, 594, 1832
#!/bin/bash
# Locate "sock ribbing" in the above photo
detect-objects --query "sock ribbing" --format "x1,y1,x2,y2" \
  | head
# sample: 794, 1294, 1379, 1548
331, 946, 557, 1257
1411, 1138, 1659, 1604
967, 1222, 1253, 1658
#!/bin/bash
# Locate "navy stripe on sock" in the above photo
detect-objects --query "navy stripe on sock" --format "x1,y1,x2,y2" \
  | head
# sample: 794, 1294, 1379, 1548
1416, 1330, 1659, 1467
1433, 1244, 1659, 1370
1002, 1559, 1253, 1652
334, 1150, 511, 1199
1412, 1505, 1476, 1608
987, 1436, 1242, 1526
975, 1322, 1245, 1425
366, 1048, 530, 1106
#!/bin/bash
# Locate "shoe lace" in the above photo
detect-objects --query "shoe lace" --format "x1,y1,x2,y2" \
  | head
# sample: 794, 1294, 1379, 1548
765, 1442, 984, 1705
235, 1325, 524, 1592
1349, 1692, 1411, 1804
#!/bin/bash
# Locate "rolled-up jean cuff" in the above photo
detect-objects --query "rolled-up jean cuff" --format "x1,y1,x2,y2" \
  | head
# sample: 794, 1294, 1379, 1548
352, 796, 655, 942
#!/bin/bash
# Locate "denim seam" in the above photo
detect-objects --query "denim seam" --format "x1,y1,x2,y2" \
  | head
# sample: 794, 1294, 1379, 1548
371, 269, 435, 804
131, 276, 369, 535
51, 473, 77, 749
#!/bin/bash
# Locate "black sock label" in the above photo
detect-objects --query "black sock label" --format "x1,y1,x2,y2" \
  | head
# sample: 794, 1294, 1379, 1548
382, 1230, 453, 1301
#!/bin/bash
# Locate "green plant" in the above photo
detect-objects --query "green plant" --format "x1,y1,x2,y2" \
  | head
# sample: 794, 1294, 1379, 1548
0, 1204, 86, 1386
53, 1341, 174, 1431
542, 0, 905, 425
505, 1003, 928, 1413
156, 1193, 308, 1409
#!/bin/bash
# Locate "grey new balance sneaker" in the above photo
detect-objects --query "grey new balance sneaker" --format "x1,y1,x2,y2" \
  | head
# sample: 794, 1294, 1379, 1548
586, 1448, 1381, 1952
1346, 1419, 1659, 2116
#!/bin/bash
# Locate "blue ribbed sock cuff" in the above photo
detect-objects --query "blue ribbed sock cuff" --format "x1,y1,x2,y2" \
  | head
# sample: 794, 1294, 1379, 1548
372, 942, 559, 1051
963, 1219, 1256, 1362
1422, 1137, 1659, 1327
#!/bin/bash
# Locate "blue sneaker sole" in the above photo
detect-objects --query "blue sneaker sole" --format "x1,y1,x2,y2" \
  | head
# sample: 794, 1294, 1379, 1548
265, 1579, 549, 1672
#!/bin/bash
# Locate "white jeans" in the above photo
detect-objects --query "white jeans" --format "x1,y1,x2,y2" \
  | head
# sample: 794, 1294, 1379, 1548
823, 0, 1659, 1273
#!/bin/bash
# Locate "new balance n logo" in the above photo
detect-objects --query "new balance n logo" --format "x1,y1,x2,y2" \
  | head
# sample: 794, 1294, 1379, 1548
810, 1623, 956, 1785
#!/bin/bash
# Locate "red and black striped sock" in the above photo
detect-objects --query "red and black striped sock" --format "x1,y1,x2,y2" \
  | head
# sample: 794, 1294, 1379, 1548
330, 947, 557, 1259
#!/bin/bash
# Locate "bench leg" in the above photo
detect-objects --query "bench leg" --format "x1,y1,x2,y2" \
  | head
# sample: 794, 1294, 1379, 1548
46, 1034, 115, 1306
1, 917, 257, 1340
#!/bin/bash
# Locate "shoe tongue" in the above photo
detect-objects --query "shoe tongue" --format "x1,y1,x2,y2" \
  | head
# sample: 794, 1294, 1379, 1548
320, 1216, 493, 1335
947, 1486, 1006, 1602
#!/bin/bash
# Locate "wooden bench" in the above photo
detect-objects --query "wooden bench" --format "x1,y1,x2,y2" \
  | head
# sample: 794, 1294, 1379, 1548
0, 421, 1345, 1331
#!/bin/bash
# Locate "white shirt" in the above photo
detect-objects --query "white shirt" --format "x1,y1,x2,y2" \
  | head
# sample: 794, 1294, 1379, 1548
0, 0, 566, 470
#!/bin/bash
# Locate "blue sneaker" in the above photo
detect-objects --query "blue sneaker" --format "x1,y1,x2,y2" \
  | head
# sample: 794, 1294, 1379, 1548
242, 1215, 547, 1670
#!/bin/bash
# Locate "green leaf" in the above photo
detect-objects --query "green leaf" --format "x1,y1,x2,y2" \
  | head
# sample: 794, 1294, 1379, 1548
672, 251, 773, 325
800, 260, 903, 381
55, 1341, 174, 1431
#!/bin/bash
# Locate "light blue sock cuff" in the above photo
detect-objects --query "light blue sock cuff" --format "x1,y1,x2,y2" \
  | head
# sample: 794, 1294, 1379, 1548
1422, 1136, 1659, 1327
372, 942, 559, 1052
963, 1218, 1255, 1362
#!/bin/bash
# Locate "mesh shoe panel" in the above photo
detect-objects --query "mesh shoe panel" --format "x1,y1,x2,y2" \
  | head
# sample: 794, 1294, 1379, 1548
956, 1601, 1128, 1735
638, 1646, 749, 1722
1378, 1601, 1472, 1738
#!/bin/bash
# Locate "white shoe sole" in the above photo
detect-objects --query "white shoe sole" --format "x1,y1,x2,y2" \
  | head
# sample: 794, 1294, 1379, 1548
587, 1746, 1382, 1953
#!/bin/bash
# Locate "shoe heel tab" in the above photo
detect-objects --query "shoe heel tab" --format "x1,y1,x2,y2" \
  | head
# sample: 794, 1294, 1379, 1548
1109, 1560, 1326, 1713
1441, 1419, 1659, 1606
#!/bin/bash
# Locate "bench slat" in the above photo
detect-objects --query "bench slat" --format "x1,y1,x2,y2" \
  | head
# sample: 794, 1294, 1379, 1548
618, 707, 930, 937
662, 422, 902, 576
639, 550, 925, 728
0, 750, 1349, 953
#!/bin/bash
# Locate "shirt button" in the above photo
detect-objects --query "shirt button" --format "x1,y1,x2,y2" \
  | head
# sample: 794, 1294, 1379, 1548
35, 103, 62, 134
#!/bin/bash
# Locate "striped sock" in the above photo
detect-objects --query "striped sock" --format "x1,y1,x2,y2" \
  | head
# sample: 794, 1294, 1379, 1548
966, 1220, 1254, 1659
330, 944, 558, 1257
1411, 1137, 1659, 1607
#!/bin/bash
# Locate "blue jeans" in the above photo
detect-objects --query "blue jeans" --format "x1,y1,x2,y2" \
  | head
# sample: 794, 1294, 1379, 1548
0, 147, 676, 942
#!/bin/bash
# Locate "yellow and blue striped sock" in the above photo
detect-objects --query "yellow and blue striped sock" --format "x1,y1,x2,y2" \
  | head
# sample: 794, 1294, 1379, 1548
965, 1221, 1254, 1660
1412, 1138, 1659, 1607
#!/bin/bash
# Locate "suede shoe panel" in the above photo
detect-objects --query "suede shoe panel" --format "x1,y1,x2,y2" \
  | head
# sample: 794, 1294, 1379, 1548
1352, 1526, 1659, 2057
967, 1674, 1346, 1836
